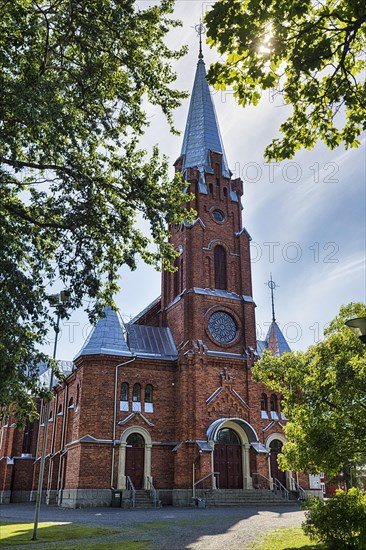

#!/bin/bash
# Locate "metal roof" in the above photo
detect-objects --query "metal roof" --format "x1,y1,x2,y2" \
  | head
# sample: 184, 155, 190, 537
39, 360, 74, 388
75, 306, 132, 359
179, 56, 231, 181
125, 324, 178, 360
257, 321, 291, 357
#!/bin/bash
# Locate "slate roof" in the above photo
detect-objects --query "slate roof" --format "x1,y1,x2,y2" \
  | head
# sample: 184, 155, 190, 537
75, 306, 177, 361
125, 324, 177, 360
179, 55, 231, 182
75, 306, 132, 359
39, 360, 74, 388
257, 321, 291, 357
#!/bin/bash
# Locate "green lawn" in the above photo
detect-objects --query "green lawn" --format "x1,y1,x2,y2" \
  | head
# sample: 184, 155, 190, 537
0, 522, 149, 548
250, 527, 325, 550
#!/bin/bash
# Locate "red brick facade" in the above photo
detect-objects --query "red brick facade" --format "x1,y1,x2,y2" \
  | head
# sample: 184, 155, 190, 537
0, 56, 314, 507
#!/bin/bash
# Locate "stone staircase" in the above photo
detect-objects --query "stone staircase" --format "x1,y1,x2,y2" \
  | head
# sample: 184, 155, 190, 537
133, 490, 161, 509
194, 488, 299, 507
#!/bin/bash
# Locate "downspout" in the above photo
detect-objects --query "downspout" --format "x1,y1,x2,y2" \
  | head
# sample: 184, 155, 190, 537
46, 391, 58, 502
56, 382, 68, 502
111, 357, 136, 489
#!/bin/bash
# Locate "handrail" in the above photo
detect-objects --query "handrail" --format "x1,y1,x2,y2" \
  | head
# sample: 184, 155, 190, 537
193, 472, 220, 497
274, 478, 289, 500
126, 476, 136, 508
292, 478, 307, 501
146, 476, 158, 508
252, 472, 271, 490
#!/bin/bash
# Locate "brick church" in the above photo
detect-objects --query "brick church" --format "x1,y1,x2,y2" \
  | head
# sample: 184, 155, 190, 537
0, 46, 310, 508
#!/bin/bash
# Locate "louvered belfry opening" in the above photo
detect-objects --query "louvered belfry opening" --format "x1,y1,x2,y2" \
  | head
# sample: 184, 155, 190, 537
214, 245, 227, 290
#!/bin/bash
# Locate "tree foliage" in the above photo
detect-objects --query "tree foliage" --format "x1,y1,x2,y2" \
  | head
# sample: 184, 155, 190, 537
303, 488, 366, 549
253, 303, 366, 478
205, 0, 366, 160
0, 0, 193, 419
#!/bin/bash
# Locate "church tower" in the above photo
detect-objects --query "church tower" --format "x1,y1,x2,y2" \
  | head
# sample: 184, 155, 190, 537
161, 44, 256, 356
158, 41, 265, 491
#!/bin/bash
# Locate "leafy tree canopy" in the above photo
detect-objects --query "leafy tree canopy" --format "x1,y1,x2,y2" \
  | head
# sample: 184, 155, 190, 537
0, 0, 193, 420
205, 0, 366, 160
253, 302, 366, 478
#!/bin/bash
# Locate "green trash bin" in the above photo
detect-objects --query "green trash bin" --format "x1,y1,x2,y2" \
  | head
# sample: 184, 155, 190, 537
111, 489, 122, 508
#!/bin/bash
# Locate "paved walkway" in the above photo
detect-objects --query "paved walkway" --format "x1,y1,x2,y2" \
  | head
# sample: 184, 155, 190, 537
0, 503, 306, 549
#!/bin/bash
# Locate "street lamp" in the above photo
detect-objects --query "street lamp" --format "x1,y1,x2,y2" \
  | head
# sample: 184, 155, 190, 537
345, 316, 366, 345
32, 290, 69, 540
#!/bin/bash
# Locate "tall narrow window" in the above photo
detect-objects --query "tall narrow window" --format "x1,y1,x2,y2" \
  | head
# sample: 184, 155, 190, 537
120, 382, 129, 411
22, 420, 34, 454
260, 393, 268, 419
76, 384, 80, 411
132, 383, 141, 411
270, 394, 278, 419
214, 245, 227, 290
173, 257, 180, 297
144, 384, 153, 413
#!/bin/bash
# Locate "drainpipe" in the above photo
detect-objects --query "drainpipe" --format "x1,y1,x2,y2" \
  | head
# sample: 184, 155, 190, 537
111, 357, 136, 489
56, 382, 68, 503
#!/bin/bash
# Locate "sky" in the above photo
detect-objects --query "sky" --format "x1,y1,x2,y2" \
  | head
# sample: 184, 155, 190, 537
44, 0, 366, 361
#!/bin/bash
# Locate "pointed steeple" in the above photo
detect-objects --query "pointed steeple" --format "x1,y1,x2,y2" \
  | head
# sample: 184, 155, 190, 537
257, 276, 291, 357
179, 36, 231, 184
75, 306, 132, 360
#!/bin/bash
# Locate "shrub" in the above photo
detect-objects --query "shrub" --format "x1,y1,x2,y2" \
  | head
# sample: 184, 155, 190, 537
302, 488, 366, 549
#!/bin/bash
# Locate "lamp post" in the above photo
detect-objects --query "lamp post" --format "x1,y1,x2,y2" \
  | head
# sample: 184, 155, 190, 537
345, 316, 366, 345
32, 290, 69, 541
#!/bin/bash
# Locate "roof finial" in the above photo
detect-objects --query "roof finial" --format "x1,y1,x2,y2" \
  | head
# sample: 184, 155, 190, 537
266, 274, 278, 323
195, 20, 206, 60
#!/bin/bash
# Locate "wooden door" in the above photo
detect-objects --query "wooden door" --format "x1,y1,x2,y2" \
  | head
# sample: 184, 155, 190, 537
125, 433, 145, 489
270, 440, 286, 486
126, 447, 144, 489
214, 430, 243, 490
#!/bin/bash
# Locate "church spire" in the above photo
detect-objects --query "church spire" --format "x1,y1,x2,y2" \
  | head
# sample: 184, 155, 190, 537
178, 24, 231, 183
267, 274, 277, 323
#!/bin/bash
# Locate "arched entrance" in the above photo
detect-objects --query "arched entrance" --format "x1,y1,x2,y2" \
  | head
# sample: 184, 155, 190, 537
125, 433, 145, 489
117, 426, 152, 490
269, 439, 286, 486
214, 428, 243, 489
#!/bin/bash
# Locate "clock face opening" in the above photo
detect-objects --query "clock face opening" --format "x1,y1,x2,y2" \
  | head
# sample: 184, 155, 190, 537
207, 311, 238, 343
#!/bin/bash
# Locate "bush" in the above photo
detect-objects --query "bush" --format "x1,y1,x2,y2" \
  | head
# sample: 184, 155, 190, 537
302, 488, 366, 549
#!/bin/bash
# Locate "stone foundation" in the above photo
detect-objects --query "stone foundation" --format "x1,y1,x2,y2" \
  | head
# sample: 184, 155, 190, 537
172, 489, 194, 507
58, 489, 112, 508
0, 490, 11, 504
9, 490, 32, 503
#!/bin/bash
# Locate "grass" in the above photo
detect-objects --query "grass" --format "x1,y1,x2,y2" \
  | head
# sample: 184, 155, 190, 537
0, 522, 148, 548
249, 527, 326, 550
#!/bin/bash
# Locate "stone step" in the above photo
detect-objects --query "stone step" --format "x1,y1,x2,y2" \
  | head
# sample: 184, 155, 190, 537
194, 489, 297, 508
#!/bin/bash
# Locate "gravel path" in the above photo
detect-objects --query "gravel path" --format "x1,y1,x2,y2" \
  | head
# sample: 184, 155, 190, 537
0, 503, 306, 549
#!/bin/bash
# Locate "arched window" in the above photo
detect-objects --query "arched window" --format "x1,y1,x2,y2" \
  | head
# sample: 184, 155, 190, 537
260, 393, 268, 419
173, 257, 181, 298
270, 394, 278, 419
49, 408, 53, 421
66, 397, 74, 444
120, 382, 129, 412
223, 187, 228, 198
209, 183, 213, 194
280, 397, 286, 420
214, 245, 227, 290
121, 382, 129, 402
57, 404, 63, 415
76, 384, 80, 411
132, 383, 141, 412
144, 384, 153, 413
22, 420, 34, 454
